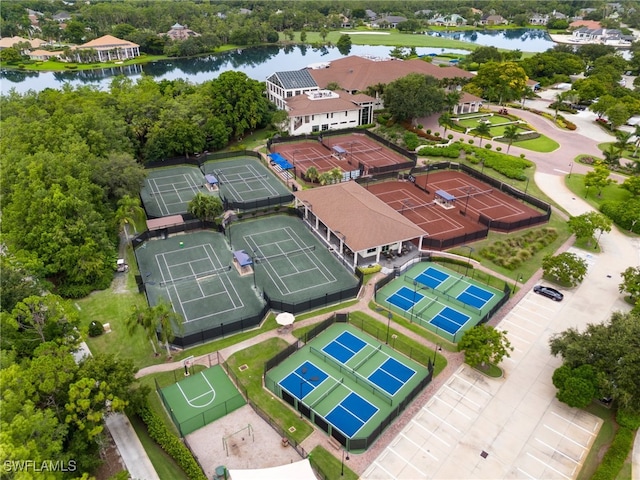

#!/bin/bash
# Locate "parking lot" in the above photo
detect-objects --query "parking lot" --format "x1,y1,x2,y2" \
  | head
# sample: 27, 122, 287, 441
363, 290, 602, 480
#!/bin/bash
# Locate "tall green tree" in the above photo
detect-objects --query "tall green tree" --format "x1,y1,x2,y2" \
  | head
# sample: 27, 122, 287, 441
541, 252, 588, 286
126, 304, 159, 356
458, 325, 513, 369
115, 194, 145, 242
438, 112, 454, 136
336, 34, 352, 55
472, 121, 491, 146
468, 61, 528, 105
383, 73, 445, 124
619, 266, 640, 304
502, 124, 520, 154
584, 164, 615, 198
187, 193, 223, 224
150, 301, 184, 358
550, 310, 640, 411
567, 211, 613, 247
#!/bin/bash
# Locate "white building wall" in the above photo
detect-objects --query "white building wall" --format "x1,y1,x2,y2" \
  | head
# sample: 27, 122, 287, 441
288, 109, 361, 135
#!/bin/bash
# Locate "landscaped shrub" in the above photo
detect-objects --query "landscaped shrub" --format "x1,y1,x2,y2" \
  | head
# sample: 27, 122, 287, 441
417, 143, 462, 158
404, 131, 420, 151
137, 404, 207, 480
357, 264, 382, 275
591, 427, 635, 480
617, 408, 640, 429
88, 320, 104, 337
458, 145, 533, 180
485, 143, 492, 149
600, 199, 640, 234
479, 228, 558, 270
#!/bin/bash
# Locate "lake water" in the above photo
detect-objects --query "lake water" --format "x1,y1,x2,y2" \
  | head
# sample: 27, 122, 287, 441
1, 44, 471, 94
426, 28, 557, 52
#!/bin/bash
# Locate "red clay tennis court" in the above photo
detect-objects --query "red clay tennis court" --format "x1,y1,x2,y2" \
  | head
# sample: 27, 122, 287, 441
271, 133, 412, 179
369, 171, 544, 243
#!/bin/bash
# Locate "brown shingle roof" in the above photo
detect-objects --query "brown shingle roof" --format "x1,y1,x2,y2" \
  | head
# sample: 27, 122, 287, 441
307, 56, 473, 92
294, 182, 426, 252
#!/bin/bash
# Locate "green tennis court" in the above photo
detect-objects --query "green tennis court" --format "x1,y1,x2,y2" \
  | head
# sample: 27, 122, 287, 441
230, 215, 359, 306
203, 157, 292, 208
159, 365, 246, 436
265, 323, 430, 450
376, 262, 506, 342
141, 165, 217, 218
135, 230, 266, 342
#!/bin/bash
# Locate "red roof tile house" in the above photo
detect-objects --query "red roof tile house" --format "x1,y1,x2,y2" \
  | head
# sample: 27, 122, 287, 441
266, 55, 474, 135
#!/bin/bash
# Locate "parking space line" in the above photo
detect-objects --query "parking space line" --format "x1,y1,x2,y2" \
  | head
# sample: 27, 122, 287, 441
409, 418, 451, 447
398, 432, 439, 461
519, 299, 557, 314
509, 310, 545, 325
367, 455, 398, 480
536, 437, 582, 463
450, 373, 492, 396
517, 467, 538, 480
433, 394, 472, 419
425, 409, 461, 433
551, 411, 599, 436
544, 425, 588, 449
526, 452, 571, 479
501, 318, 538, 335
443, 384, 483, 408
500, 329, 531, 345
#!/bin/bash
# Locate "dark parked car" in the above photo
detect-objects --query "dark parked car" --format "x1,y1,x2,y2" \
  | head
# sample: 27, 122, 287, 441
533, 285, 564, 302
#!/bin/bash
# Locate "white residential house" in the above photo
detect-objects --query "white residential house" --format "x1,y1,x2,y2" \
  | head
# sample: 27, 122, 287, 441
480, 14, 508, 26
266, 69, 320, 110
371, 15, 407, 28
70, 35, 140, 62
164, 23, 200, 41
571, 27, 633, 46
529, 14, 549, 25
453, 92, 483, 115
428, 14, 467, 26
283, 90, 375, 135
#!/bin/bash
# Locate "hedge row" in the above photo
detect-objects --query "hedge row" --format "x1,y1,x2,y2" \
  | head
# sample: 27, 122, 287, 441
417, 144, 461, 158
591, 427, 635, 480
137, 405, 207, 480
461, 144, 533, 180
358, 264, 382, 275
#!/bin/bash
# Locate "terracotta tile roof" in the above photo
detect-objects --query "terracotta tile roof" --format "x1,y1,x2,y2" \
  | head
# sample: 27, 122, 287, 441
459, 91, 483, 103
286, 91, 365, 116
79, 35, 139, 49
307, 56, 473, 92
570, 20, 602, 29
294, 182, 426, 252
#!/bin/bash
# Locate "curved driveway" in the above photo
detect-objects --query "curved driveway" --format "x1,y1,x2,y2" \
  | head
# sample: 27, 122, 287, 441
364, 99, 638, 479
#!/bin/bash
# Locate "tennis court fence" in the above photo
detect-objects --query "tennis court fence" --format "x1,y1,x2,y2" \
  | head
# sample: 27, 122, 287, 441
404, 274, 482, 315
221, 192, 294, 212
155, 375, 246, 437
263, 312, 434, 450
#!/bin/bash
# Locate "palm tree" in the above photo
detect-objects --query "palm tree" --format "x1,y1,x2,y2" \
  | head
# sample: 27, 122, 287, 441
473, 122, 491, 147
444, 91, 462, 114
329, 167, 343, 184
632, 125, 640, 158
438, 112, 454, 136
188, 193, 223, 224
602, 144, 621, 167
150, 301, 184, 358
614, 130, 633, 157
554, 91, 569, 121
520, 86, 534, 107
503, 124, 520, 154
115, 194, 144, 242
305, 166, 319, 183
125, 304, 159, 356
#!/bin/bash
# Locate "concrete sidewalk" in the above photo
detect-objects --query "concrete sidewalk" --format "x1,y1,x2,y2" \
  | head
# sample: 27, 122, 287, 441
105, 413, 160, 480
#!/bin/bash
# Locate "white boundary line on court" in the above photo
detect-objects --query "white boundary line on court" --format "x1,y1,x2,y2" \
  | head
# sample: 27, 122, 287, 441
176, 374, 216, 409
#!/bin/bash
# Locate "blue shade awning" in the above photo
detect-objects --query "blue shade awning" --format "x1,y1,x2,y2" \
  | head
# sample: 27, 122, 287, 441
435, 190, 455, 201
268, 152, 294, 170
205, 174, 218, 184
233, 250, 253, 267
332, 145, 347, 154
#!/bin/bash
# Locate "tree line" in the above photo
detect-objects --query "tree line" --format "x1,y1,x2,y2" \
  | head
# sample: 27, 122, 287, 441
0, 72, 274, 297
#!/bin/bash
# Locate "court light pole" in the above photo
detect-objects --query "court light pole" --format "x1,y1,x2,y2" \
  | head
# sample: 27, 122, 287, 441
568, 162, 573, 178
512, 273, 523, 294
433, 343, 442, 367
341, 447, 350, 476
462, 246, 474, 277
385, 311, 393, 344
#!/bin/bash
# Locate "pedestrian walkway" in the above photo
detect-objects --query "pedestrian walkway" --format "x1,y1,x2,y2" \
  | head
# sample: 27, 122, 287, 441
105, 414, 160, 480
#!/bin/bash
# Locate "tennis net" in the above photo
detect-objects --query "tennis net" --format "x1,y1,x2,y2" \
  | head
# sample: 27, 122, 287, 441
216, 172, 268, 184
257, 245, 315, 263
353, 345, 382, 371
455, 188, 493, 200
148, 184, 200, 196
397, 200, 436, 213
404, 274, 439, 292
309, 379, 343, 409
349, 146, 383, 155
309, 346, 393, 406
159, 265, 232, 287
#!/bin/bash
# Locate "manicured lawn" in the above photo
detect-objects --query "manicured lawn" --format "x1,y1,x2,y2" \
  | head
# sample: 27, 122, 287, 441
577, 402, 617, 480
309, 445, 358, 480
597, 142, 640, 164
565, 174, 633, 208
515, 134, 560, 153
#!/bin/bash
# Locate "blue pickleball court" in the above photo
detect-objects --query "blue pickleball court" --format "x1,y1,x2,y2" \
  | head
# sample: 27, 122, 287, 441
368, 357, 416, 396
414, 266, 450, 289
278, 361, 328, 400
429, 306, 470, 335
386, 286, 424, 312
325, 392, 378, 438
456, 284, 494, 309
